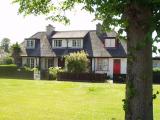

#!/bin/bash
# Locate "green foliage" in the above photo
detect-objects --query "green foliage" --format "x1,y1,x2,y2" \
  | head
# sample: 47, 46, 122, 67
11, 42, 21, 53
2, 56, 13, 64
122, 98, 128, 112
153, 67, 160, 72
13, 0, 160, 42
32, 67, 40, 73
24, 66, 33, 72
11, 42, 21, 65
49, 67, 64, 80
65, 51, 89, 73
152, 91, 159, 100
88, 86, 96, 92
0, 38, 10, 52
0, 64, 33, 79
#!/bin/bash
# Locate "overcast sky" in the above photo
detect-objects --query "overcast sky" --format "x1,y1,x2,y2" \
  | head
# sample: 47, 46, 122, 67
0, 0, 98, 44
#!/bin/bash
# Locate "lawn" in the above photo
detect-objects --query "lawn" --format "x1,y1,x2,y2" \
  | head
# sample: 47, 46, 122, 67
0, 79, 159, 120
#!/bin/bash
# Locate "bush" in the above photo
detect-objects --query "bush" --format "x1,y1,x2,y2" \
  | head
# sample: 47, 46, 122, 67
2, 56, 13, 64
49, 67, 64, 80
65, 51, 89, 73
23, 66, 33, 71
153, 67, 160, 72
0, 64, 33, 79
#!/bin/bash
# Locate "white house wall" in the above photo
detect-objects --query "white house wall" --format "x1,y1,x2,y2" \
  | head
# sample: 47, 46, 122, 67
92, 58, 127, 78
121, 58, 127, 74
22, 57, 27, 66
41, 58, 45, 69
54, 58, 58, 67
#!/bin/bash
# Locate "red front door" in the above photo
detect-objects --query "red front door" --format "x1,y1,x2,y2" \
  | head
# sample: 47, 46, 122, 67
113, 59, 121, 75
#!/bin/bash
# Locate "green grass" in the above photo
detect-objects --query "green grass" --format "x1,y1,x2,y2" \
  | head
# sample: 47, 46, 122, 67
0, 79, 159, 120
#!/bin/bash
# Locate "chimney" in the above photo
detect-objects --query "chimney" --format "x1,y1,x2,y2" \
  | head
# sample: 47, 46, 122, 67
46, 24, 55, 37
96, 23, 102, 36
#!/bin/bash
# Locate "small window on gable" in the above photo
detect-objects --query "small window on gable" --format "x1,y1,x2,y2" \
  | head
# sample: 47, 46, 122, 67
26, 40, 35, 49
53, 40, 62, 47
105, 38, 115, 47
72, 39, 81, 48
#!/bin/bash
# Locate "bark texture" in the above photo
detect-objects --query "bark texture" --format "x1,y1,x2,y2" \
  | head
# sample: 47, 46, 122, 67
125, 4, 153, 120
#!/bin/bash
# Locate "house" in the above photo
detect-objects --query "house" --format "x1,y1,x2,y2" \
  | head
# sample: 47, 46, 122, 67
153, 57, 160, 68
20, 24, 127, 78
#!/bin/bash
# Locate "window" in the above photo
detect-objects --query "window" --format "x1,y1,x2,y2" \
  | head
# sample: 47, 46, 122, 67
54, 40, 62, 47
97, 58, 109, 71
72, 40, 81, 48
27, 40, 35, 49
26, 58, 35, 68
30, 58, 34, 68
105, 39, 115, 47
48, 58, 54, 68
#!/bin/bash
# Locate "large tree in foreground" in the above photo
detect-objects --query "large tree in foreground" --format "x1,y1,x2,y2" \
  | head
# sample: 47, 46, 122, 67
13, 0, 160, 119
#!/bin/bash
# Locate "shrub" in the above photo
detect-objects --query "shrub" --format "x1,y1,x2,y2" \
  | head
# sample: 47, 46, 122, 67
49, 67, 64, 80
23, 66, 33, 72
65, 50, 89, 73
2, 56, 13, 64
153, 67, 160, 72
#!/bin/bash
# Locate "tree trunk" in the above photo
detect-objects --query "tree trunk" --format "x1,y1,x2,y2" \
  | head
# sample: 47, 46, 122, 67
125, 4, 153, 120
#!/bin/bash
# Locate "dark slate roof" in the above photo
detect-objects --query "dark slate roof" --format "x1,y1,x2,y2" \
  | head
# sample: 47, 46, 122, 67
52, 30, 89, 38
106, 44, 126, 57
21, 30, 127, 58
84, 31, 111, 57
21, 32, 54, 57
52, 49, 83, 57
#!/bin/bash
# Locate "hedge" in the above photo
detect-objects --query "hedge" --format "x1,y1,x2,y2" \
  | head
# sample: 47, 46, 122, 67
0, 64, 33, 79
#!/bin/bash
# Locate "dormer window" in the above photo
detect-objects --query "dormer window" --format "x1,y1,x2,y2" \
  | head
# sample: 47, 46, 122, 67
72, 39, 81, 48
53, 39, 62, 47
26, 40, 35, 49
105, 38, 115, 48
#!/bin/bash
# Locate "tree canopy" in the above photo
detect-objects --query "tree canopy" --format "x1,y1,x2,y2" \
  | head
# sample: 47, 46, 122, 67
13, 0, 160, 41
0, 38, 10, 52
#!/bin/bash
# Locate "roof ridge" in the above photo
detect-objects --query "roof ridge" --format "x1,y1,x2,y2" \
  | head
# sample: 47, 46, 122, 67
55, 30, 93, 32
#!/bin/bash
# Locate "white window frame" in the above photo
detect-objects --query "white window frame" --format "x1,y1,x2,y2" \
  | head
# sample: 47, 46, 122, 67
53, 39, 62, 48
96, 58, 109, 71
26, 57, 35, 68
105, 38, 115, 47
26, 40, 35, 49
72, 39, 81, 48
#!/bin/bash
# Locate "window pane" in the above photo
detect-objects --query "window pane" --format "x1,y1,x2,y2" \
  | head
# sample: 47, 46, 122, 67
54, 40, 62, 47
97, 59, 109, 71
48, 59, 54, 68
72, 40, 81, 47
27, 58, 30, 67
27, 40, 35, 48
31, 58, 34, 68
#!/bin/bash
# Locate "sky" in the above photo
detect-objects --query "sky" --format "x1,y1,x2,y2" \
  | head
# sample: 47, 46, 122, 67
0, 0, 98, 44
